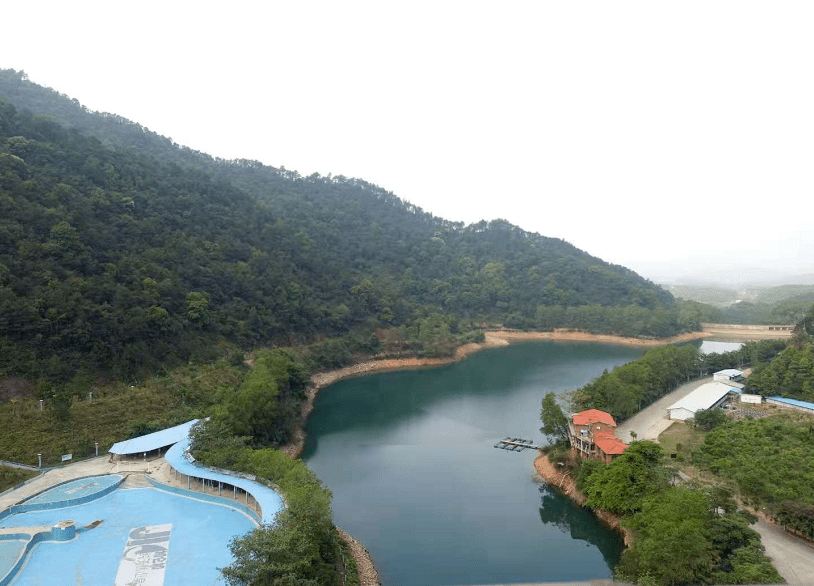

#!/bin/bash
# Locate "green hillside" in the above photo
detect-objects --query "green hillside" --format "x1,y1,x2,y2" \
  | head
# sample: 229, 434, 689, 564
0, 68, 685, 383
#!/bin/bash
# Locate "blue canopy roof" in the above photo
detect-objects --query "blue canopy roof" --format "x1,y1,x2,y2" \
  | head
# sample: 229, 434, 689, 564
108, 419, 200, 455
164, 437, 283, 523
109, 418, 284, 523
768, 396, 814, 411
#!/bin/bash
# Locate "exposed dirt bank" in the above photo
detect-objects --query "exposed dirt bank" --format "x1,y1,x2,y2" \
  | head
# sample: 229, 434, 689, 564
279, 332, 510, 458
492, 329, 708, 347
534, 453, 631, 547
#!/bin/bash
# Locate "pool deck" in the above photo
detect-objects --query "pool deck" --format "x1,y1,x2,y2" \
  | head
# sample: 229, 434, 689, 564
0, 456, 124, 512
1, 454, 279, 525
0, 456, 268, 586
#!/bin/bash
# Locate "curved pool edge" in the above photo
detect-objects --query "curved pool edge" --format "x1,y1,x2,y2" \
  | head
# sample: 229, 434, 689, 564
0, 475, 124, 521
0, 524, 83, 586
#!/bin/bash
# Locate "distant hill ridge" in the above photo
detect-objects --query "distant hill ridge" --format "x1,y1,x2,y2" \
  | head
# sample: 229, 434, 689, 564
0, 68, 687, 381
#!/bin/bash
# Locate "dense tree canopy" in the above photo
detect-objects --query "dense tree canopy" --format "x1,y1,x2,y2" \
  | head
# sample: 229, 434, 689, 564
693, 415, 814, 509
582, 441, 670, 514
572, 439, 781, 585
0, 68, 686, 383
617, 488, 780, 586
539, 392, 569, 445
574, 340, 786, 422
745, 341, 814, 400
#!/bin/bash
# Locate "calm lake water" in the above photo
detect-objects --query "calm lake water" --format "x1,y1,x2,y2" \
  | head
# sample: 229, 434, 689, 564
303, 341, 643, 586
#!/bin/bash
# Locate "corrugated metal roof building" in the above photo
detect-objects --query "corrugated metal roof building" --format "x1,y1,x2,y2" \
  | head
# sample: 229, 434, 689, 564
714, 369, 744, 382
667, 382, 738, 421
766, 396, 814, 414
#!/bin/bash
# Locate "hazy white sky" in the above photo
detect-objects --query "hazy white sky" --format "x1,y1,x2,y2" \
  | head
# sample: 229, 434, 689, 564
2, 1, 812, 284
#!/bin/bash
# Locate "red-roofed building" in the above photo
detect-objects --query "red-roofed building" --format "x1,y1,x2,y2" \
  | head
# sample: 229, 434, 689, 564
568, 409, 627, 464
572, 409, 616, 427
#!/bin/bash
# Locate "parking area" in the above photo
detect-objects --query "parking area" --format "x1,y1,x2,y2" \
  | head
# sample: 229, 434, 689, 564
615, 376, 714, 443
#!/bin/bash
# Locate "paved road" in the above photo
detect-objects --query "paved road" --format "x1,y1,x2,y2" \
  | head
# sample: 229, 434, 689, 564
756, 518, 814, 586
615, 375, 715, 443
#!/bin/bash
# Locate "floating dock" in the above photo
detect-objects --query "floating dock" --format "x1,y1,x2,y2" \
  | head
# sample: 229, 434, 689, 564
494, 437, 540, 452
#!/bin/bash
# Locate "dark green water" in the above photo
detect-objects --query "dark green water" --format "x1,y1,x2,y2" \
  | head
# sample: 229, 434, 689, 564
303, 341, 642, 586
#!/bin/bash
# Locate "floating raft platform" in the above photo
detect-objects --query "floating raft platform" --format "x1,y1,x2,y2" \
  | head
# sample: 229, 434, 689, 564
494, 437, 540, 452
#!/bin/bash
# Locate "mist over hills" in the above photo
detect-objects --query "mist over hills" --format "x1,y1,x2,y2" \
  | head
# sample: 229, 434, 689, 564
0, 69, 690, 381
657, 269, 814, 289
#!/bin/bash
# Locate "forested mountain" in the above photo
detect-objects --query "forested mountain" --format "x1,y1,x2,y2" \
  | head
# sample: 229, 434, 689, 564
0, 69, 684, 382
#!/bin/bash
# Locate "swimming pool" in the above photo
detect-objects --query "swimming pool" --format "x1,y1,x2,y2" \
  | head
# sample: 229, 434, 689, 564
0, 476, 256, 585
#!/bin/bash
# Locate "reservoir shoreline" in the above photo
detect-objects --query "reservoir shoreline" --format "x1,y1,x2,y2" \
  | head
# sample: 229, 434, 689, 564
534, 453, 632, 546
285, 329, 705, 584
281, 328, 707, 459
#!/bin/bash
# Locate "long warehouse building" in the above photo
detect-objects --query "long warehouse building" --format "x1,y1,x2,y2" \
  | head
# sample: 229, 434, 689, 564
666, 381, 739, 421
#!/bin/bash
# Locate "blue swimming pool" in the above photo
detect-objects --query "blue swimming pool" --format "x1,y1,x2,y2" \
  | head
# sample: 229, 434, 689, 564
0, 481, 256, 585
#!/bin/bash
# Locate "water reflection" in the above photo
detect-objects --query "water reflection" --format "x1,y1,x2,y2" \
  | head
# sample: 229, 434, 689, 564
538, 484, 625, 570
304, 341, 640, 585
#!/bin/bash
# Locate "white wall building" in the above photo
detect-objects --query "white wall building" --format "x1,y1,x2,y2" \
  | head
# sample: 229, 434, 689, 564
740, 393, 763, 404
714, 369, 743, 382
667, 382, 738, 421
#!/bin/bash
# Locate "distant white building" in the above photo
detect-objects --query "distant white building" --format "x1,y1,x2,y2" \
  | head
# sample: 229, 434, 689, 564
667, 382, 739, 421
714, 369, 744, 382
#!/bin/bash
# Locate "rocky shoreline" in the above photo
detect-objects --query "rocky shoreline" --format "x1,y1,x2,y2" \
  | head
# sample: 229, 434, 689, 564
336, 526, 382, 586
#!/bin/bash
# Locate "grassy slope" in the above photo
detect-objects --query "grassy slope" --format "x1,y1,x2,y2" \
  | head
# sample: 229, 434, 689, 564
0, 361, 243, 467
0, 465, 39, 493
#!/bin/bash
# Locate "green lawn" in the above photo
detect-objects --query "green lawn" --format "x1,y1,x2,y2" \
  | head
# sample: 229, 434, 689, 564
658, 420, 707, 457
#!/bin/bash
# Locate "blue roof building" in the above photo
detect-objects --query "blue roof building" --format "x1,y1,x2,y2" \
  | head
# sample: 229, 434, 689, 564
766, 396, 814, 414
108, 419, 200, 455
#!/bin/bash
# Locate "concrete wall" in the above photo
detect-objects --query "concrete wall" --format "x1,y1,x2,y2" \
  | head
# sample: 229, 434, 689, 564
667, 407, 694, 421
701, 323, 794, 339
